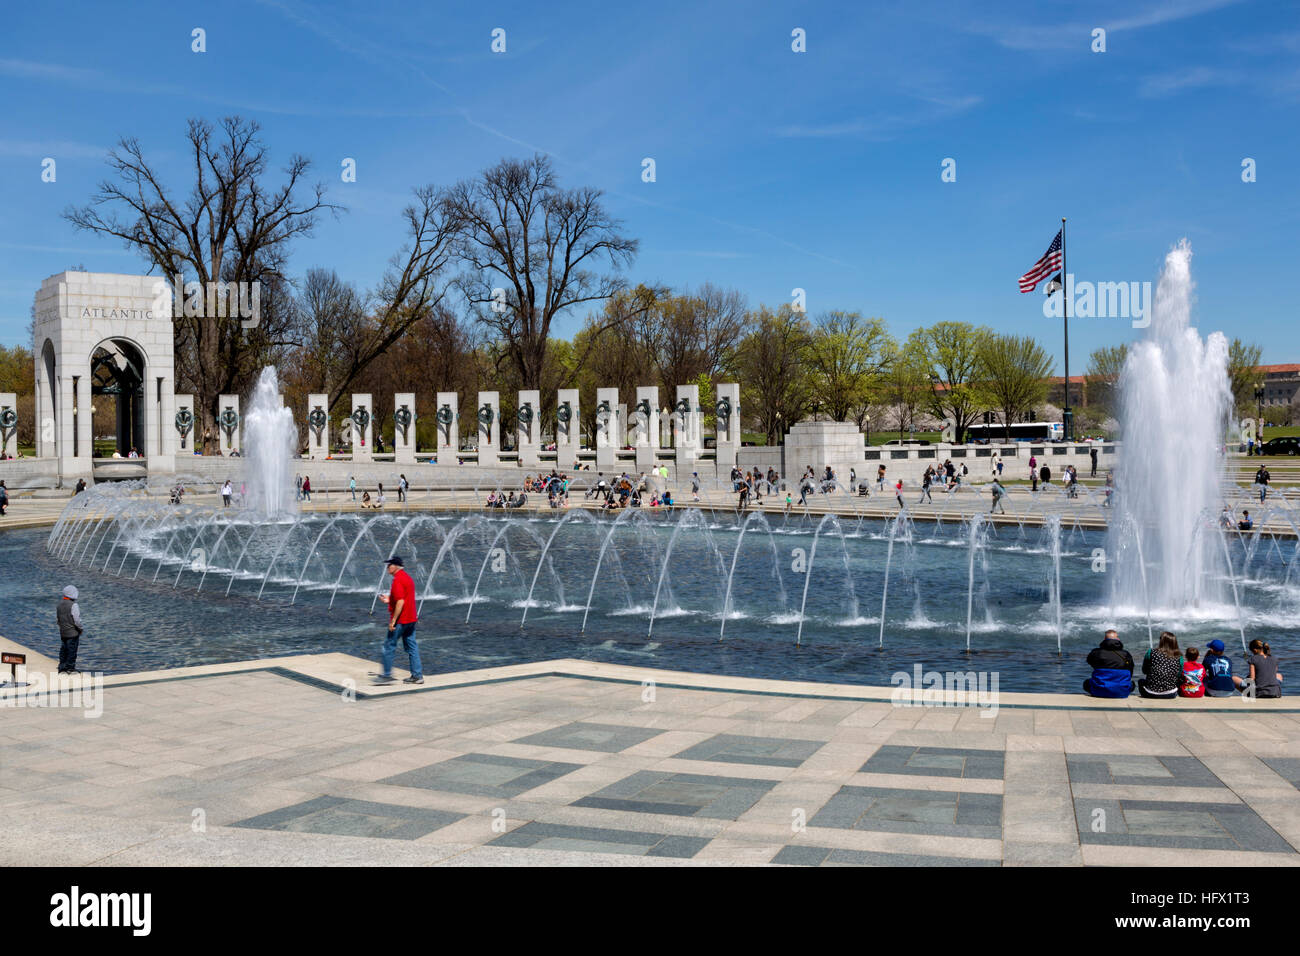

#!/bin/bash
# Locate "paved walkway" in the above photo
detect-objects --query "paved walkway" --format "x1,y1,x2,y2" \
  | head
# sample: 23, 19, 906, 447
3, 654, 1299, 866
12, 482, 1300, 537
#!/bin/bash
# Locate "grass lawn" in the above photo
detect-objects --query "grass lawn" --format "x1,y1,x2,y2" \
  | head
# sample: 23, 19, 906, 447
1260, 425, 1299, 439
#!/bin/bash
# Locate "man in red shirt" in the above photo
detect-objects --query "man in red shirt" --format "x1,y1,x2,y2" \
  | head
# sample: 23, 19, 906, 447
375, 555, 423, 685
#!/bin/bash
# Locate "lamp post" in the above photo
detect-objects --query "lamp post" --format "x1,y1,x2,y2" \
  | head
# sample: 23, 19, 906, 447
1255, 383, 1265, 453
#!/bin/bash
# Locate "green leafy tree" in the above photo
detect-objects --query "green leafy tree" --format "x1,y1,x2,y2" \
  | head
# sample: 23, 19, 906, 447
978, 334, 1055, 440
879, 333, 929, 440
733, 305, 813, 445
1085, 344, 1128, 415
806, 311, 890, 424
916, 321, 993, 443
1227, 337, 1264, 417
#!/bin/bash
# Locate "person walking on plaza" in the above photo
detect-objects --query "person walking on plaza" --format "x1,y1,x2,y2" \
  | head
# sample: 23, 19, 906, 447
301, 475, 311, 502
1255, 464, 1270, 504
398, 474, 408, 503
919, 467, 933, 504
295, 473, 303, 501
1028, 453, 1037, 481
57, 584, 84, 674
1090, 446, 1099, 478
349, 475, 357, 501
691, 472, 701, 502
374, 556, 422, 685
989, 478, 1006, 514
221, 479, 233, 508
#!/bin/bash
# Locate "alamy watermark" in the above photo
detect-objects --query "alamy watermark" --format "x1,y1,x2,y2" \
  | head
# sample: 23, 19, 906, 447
890, 664, 999, 717
147, 275, 261, 328
0, 671, 104, 718
1043, 273, 1150, 328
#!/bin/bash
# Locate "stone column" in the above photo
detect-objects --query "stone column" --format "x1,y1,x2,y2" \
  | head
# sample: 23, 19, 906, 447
393, 392, 416, 465
218, 394, 241, 456
477, 391, 500, 467
634, 386, 659, 474
516, 389, 541, 469
0, 392, 17, 459
153, 374, 176, 472
595, 387, 618, 470
555, 387, 579, 469
307, 394, 329, 459
35, 356, 53, 459
76, 373, 93, 472
674, 383, 701, 471
435, 391, 459, 464
784, 421, 862, 486
350, 394, 373, 463
173, 394, 196, 458
715, 382, 740, 471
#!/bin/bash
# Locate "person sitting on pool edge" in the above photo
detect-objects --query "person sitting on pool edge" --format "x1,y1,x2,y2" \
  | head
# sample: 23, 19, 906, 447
1138, 631, 1183, 699
1083, 629, 1135, 698
1203, 639, 1245, 697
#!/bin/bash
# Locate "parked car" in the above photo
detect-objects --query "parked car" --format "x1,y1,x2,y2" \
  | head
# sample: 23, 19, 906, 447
1260, 436, 1300, 456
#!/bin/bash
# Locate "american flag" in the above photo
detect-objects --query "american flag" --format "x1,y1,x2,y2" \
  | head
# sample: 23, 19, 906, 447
1019, 229, 1063, 293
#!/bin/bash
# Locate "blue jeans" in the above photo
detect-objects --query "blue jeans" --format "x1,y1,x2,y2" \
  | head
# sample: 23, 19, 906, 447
381, 622, 422, 679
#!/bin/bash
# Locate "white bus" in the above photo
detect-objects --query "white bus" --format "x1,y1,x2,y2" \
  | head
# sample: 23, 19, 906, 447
964, 421, 1065, 443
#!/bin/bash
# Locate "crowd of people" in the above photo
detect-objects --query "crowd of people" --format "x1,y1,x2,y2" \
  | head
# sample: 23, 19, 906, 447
1083, 629, 1283, 699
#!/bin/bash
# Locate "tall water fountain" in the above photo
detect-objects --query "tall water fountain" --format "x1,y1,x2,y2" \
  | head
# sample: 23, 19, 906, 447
243, 366, 299, 519
1110, 240, 1231, 611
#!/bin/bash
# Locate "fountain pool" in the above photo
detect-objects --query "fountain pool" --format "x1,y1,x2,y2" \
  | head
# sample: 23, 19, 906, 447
16, 498, 1299, 692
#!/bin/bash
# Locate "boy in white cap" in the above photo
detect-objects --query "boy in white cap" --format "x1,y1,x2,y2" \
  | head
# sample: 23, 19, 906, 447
57, 585, 84, 674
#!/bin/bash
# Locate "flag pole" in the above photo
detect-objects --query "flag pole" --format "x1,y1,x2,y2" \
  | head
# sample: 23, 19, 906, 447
1061, 216, 1072, 442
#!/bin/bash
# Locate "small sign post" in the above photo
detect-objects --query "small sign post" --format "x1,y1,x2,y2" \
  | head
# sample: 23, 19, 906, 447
1, 651, 28, 688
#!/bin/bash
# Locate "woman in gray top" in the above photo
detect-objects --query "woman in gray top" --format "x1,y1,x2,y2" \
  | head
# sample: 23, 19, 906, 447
1245, 639, 1283, 698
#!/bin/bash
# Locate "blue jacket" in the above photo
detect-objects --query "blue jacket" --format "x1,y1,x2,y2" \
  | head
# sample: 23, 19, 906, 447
1203, 652, 1236, 695
1086, 638, 1134, 698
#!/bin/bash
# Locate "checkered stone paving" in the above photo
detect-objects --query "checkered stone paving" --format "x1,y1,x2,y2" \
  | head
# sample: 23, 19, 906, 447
772, 845, 1000, 867
513, 721, 665, 753
572, 770, 779, 819
1261, 758, 1300, 792
232, 796, 464, 841
810, 785, 1003, 839
862, 745, 1004, 779
490, 822, 710, 859
1073, 798, 1294, 852
1067, 754, 1223, 788
379, 753, 584, 798
672, 733, 824, 768
4, 656, 1300, 866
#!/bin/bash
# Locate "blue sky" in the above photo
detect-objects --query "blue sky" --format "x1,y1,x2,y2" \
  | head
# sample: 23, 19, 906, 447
2, 0, 1297, 372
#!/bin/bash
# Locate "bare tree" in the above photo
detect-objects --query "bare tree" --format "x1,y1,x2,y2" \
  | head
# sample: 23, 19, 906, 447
445, 154, 638, 391
64, 117, 338, 453
733, 306, 813, 445
636, 284, 748, 397
322, 185, 461, 410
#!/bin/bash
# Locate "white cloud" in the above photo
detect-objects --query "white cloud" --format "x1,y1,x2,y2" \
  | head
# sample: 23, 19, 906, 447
1139, 66, 1244, 97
